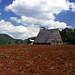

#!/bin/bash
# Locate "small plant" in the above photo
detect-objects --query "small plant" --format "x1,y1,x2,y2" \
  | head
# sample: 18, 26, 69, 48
38, 54, 42, 57
48, 70, 52, 73
11, 51, 13, 53
20, 71, 24, 75
16, 50, 18, 51
22, 51, 24, 53
26, 61, 29, 62
9, 60, 13, 64
10, 54, 12, 55
60, 59, 63, 61
21, 48, 23, 50
17, 57, 21, 59
34, 56, 38, 58
67, 70, 74, 73
54, 55, 56, 58
4, 49, 7, 51
26, 51, 29, 53
2, 52, 4, 54
18, 54, 20, 56
43, 52, 46, 54
3, 55, 9, 58
22, 57, 25, 59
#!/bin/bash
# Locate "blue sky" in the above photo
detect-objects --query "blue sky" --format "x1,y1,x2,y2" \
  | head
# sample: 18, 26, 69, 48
0, 0, 75, 39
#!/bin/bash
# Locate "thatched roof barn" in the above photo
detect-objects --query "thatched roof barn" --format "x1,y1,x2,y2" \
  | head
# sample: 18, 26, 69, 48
34, 28, 63, 45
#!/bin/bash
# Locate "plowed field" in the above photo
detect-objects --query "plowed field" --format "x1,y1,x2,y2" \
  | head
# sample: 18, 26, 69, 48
0, 45, 75, 75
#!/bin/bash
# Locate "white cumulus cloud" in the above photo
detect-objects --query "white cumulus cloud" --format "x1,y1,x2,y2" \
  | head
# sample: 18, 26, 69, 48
10, 16, 69, 29
69, 2, 75, 12
0, 19, 39, 39
5, 0, 74, 20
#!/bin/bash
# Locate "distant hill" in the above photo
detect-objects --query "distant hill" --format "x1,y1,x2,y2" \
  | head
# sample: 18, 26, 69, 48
0, 34, 35, 45
0, 34, 15, 45
14, 39, 24, 44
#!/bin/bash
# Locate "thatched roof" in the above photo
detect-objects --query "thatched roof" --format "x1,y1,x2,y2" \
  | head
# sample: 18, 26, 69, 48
34, 28, 63, 44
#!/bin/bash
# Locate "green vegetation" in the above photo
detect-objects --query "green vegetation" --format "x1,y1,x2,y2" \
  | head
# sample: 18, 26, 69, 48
3, 55, 9, 58
38, 54, 42, 57
0, 34, 36, 45
34, 56, 38, 58
19, 71, 24, 75
17, 57, 21, 59
14, 39, 24, 44
0, 34, 27, 45
9, 60, 13, 64
0, 34, 15, 45
60, 28, 75, 45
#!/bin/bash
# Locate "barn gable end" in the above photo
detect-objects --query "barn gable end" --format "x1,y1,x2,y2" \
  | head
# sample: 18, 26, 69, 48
34, 28, 63, 45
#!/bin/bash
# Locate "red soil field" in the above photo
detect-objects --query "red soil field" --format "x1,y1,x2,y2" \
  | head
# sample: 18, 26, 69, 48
0, 45, 75, 75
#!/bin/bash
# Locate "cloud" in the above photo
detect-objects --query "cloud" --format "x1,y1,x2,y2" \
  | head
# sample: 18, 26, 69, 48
10, 16, 69, 29
5, 0, 74, 20
0, 0, 2, 3
69, 2, 75, 12
5, 0, 74, 27
0, 19, 39, 39
3, 0, 74, 39
0, 13, 1, 15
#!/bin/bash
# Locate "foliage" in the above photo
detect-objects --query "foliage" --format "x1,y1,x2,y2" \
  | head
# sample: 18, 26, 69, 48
38, 54, 42, 57
0, 34, 27, 45
19, 71, 24, 75
3, 55, 9, 58
14, 39, 24, 44
60, 28, 75, 45
0, 34, 15, 45
9, 60, 13, 64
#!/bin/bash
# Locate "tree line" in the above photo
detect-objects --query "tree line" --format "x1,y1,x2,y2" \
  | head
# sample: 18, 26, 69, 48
60, 28, 75, 45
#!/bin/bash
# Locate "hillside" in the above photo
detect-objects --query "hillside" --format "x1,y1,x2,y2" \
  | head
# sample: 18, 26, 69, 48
0, 34, 26, 45
0, 34, 15, 45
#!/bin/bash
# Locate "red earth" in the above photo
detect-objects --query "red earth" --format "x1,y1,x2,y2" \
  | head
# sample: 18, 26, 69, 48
0, 45, 75, 75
